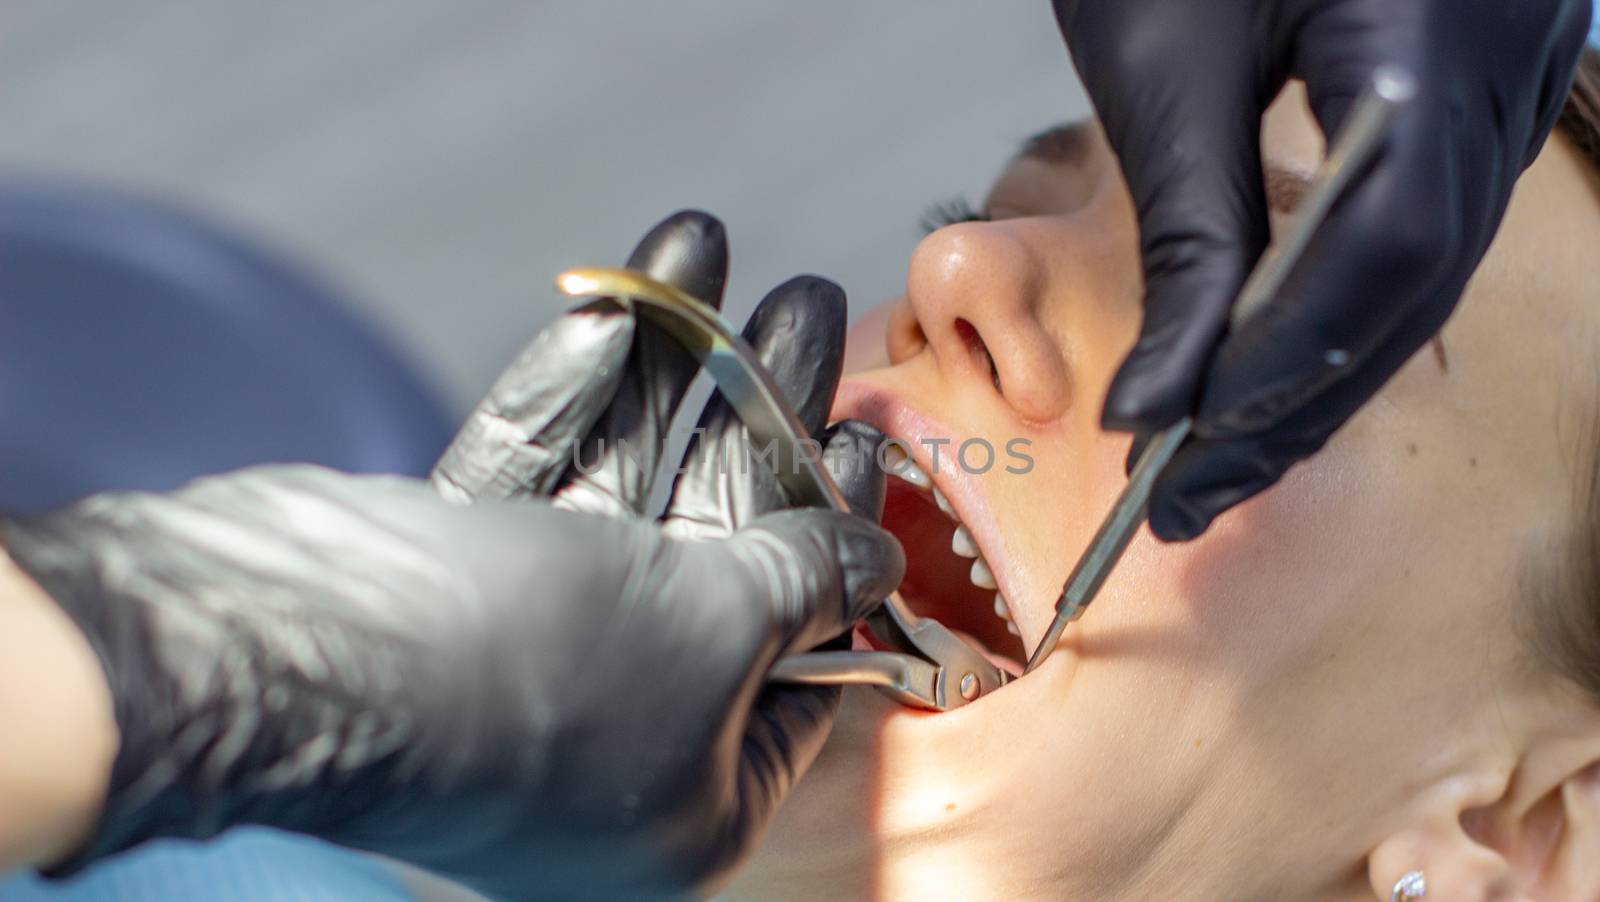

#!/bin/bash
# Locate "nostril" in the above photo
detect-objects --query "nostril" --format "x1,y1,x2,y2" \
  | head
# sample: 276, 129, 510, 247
954, 318, 1002, 394
901, 224, 1071, 422
885, 297, 927, 365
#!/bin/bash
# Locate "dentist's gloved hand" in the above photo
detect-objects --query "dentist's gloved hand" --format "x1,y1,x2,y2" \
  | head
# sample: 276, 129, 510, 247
1053, 0, 1592, 540
0, 211, 902, 901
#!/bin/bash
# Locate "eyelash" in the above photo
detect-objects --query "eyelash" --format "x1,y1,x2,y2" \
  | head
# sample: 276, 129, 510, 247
919, 197, 990, 234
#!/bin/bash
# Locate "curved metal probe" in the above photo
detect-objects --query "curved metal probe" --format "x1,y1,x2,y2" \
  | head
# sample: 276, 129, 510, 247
556, 268, 846, 511
554, 268, 1009, 710
1023, 66, 1418, 675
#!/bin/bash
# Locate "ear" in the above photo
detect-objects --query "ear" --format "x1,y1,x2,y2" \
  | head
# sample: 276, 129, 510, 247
1367, 796, 1516, 902
1368, 759, 1600, 900
1531, 761, 1600, 899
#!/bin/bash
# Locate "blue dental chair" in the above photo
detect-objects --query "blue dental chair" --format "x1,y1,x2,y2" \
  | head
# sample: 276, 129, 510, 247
0, 179, 458, 900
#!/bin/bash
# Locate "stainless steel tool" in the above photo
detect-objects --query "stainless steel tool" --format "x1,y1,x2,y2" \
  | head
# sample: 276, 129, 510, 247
555, 267, 1010, 710
1022, 66, 1417, 675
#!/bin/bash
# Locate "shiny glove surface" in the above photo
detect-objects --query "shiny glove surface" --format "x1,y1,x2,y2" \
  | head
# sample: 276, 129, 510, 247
1054, 0, 1591, 539
0, 212, 901, 901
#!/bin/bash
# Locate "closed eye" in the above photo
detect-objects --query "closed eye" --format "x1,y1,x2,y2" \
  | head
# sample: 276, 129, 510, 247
920, 197, 990, 234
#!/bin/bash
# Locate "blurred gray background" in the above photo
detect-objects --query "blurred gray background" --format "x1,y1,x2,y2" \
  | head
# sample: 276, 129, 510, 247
0, 1, 1089, 415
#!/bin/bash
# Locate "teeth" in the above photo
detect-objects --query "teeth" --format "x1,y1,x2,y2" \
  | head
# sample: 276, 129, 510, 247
970, 557, 997, 590
883, 441, 1016, 634
896, 460, 931, 490
951, 525, 979, 558
882, 443, 932, 489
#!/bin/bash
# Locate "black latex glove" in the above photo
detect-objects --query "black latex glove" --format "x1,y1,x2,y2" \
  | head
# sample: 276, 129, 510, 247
0, 212, 901, 901
1053, 0, 1592, 540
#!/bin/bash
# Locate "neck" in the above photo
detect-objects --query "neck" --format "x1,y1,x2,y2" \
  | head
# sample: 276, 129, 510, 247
719, 688, 1143, 901
718, 683, 1368, 901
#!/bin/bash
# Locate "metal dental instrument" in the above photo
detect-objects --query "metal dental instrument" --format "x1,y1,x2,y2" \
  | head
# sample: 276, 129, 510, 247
1023, 66, 1418, 676
555, 267, 1011, 710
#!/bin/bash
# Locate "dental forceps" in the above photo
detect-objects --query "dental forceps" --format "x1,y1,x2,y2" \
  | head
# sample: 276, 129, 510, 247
555, 268, 1011, 711
1023, 66, 1418, 675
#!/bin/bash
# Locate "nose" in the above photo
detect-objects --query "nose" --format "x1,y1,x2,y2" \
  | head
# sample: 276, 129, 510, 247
888, 222, 1072, 422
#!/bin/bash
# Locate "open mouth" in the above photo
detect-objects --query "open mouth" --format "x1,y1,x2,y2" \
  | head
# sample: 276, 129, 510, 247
877, 442, 1028, 677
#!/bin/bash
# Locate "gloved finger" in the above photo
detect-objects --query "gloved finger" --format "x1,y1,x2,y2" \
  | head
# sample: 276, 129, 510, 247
551, 210, 729, 517
429, 303, 633, 504
822, 420, 889, 523
717, 680, 839, 886
1526, 1, 1598, 166
1192, 85, 1469, 441
661, 276, 848, 540
769, 421, 892, 643
1054, 0, 1276, 435
431, 210, 726, 504
726, 505, 904, 663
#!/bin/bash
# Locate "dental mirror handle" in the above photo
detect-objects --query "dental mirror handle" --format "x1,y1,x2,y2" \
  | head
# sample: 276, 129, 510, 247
1023, 65, 1417, 675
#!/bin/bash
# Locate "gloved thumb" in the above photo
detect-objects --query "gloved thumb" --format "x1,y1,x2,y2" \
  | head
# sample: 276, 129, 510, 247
727, 506, 904, 662
1055, 1, 1275, 433
1100, 103, 1271, 433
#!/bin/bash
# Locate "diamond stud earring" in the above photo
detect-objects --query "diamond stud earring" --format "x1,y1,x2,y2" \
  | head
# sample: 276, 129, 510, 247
1390, 870, 1426, 902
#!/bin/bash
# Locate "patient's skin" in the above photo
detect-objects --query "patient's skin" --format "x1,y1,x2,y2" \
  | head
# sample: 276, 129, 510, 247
726, 86, 1600, 901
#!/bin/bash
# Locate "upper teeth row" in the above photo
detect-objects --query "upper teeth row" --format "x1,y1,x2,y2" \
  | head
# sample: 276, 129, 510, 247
889, 453, 1019, 636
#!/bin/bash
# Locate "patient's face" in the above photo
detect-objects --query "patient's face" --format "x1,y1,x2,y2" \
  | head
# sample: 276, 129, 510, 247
727, 86, 1600, 900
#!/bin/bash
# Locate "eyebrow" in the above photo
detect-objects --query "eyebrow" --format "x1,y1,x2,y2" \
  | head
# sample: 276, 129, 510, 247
1015, 121, 1099, 167
1016, 123, 1315, 216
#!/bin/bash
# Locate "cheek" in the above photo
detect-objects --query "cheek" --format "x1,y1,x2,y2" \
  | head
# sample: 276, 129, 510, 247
1153, 327, 1478, 655
1146, 420, 1418, 678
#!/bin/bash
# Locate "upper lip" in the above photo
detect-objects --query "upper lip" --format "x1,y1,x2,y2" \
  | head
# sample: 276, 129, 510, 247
830, 378, 1027, 632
